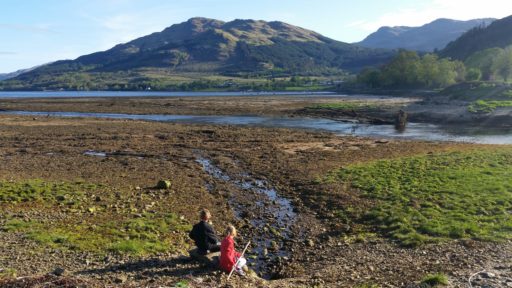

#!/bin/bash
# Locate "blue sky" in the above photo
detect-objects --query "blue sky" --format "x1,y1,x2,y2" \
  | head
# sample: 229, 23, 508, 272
1, 0, 511, 73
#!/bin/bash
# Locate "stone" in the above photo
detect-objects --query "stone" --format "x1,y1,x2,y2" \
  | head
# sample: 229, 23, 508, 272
481, 272, 496, 278
156, 180, 171, 189
52, 267, 66, 276
189, 248, 220, 268
305, 239, 315, 247
114, 275, 127, 284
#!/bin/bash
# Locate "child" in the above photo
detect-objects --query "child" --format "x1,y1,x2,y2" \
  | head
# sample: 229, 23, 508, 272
189, 209, 220, 255
219, 225, 247, 275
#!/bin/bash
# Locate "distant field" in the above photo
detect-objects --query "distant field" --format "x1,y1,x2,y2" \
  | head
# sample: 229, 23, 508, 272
0, 68, 340, 92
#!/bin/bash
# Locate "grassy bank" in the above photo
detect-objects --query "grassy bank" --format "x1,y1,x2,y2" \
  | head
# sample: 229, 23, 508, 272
308, 102, 380, 111
328, 148, 512, 246
468, 100, 512, 113
0, 180, 191, 255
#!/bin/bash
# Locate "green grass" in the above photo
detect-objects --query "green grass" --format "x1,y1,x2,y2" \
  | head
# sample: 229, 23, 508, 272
0, 180, 96, 204
331, 148, 512, 246
2, 213, 191, 255
0, 268, 16, 280
355, 284, 380, 288
309, 102, 379, 111
421, 273, 449, 286
284, 85, 332, 91
468, 99, 512, 113
441, 82, 512, 101
175, 280, 190, 288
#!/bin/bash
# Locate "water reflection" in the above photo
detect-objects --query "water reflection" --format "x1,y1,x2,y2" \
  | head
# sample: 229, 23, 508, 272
1, 110, 511, 144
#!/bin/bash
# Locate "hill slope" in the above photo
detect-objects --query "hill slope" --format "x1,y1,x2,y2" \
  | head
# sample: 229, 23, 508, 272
3, 17, 393, 90
0, 65, 45, 81
357, 18, 494, 52
440, 15, 512, 60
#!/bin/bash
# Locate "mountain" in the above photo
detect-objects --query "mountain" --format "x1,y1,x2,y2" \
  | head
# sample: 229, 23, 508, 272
440, 15, 512, 60
0, 65, 45, 81
3, 17, 394, 90
357, 18, 495, 52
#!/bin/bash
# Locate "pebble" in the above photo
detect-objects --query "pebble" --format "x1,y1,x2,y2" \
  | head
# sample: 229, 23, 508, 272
481, 272, 496, 278
52, 267, 66, 276
114, 275, 127, 283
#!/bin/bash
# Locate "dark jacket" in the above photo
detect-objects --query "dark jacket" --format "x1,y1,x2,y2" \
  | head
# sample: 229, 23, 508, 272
189, 221, 219, 254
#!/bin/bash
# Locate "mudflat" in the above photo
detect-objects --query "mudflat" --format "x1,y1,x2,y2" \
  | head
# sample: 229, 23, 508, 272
0, 96, 511, 287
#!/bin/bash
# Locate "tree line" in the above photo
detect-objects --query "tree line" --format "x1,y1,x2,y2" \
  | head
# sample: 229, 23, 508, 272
465, 46, 512, 82
357, 51, 466, 89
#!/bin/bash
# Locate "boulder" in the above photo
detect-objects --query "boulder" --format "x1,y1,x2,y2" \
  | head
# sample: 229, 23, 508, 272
189, 248, 220, 268
156, 180, 171, 189
51, 267, 66, 276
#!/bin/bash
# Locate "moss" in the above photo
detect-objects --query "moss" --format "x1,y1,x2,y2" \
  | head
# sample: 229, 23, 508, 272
0, 268, 16, 280
0, 180, 97, 204
421, 273, 449, 286
3, 213, 191, 255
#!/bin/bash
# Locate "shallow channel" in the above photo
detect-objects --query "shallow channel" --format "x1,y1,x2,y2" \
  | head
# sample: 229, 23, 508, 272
1, 110, 512, 144
197, 157, 295, 279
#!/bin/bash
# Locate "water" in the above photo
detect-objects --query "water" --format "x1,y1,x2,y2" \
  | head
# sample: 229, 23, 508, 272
0, 91, 335, 99
1, 110, 511, 144
196, 157, 295, 278
83, 150, 107, 157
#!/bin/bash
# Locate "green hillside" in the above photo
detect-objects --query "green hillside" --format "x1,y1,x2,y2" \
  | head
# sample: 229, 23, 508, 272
441, 15, 512, 60
0, 17, 393, 91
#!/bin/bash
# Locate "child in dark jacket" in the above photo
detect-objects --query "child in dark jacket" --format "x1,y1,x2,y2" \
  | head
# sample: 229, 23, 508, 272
189, 209, 220, 255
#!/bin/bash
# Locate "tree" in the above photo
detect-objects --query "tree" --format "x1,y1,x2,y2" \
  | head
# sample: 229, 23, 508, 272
465, 48, 503, 81
494, 47, 512, 82
357, 68, 381, 88
466, 68, 482, 81
357, 51, 465, 89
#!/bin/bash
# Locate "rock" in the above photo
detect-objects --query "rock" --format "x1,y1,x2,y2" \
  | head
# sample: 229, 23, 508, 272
156, 180, 171, 189
189, 248, 220, 268
481, 272, 496, 278
395, 109, 408, 131
114, 275, 127, 283
305, 239, 315, 247
52, 267, 66, 276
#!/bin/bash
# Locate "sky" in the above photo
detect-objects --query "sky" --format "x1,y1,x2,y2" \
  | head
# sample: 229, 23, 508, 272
1, 0, 511, 73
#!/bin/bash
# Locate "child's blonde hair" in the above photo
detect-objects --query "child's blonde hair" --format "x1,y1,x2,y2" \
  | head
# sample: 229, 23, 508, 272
225, 224, 236, 237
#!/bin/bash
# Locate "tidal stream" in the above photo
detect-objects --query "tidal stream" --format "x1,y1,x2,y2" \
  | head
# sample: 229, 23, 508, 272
2, 110, 512, 144
197, 157, 295, 279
